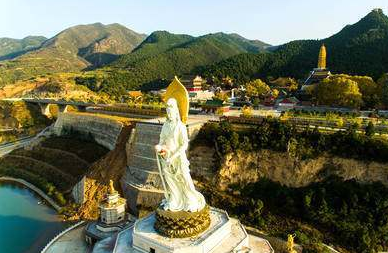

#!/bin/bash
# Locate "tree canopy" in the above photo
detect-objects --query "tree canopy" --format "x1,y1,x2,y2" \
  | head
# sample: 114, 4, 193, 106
245, 79, 270, 98
314, 76, 362, 108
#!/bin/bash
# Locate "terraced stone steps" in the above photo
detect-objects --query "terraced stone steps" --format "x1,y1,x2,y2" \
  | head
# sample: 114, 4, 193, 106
0, 135, 110, 197
12, 147, 90, 178
1, 155, 75, 191
40, 136, 109, 163
124, 123, 163, 190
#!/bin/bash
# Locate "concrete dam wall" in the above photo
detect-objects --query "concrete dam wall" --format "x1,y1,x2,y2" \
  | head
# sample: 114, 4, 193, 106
53, 112, 123, 150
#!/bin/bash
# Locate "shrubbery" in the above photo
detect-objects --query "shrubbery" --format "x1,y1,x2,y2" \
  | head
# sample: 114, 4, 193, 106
41, 135, 109, 163
242, 177, 388, 253
195, 118, 388, 162
93, 104, 165, 116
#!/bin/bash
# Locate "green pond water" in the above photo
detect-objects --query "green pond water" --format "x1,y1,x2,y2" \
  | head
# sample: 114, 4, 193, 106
0, 182, 65, 253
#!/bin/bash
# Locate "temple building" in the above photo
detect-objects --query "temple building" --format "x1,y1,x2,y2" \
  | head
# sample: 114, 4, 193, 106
85, 180, 133, 245
180, 75, 214, 102
301, 44, 331, 90
180, 75, 204, 92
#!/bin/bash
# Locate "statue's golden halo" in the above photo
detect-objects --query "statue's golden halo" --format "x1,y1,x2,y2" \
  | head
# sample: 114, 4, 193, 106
164, 76, 189, 124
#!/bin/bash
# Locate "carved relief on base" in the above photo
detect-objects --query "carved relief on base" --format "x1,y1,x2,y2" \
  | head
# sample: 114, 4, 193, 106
154, 205, 211, 238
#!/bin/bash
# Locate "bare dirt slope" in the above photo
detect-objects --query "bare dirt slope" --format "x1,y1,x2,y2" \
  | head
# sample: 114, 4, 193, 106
76, 124, 133, 220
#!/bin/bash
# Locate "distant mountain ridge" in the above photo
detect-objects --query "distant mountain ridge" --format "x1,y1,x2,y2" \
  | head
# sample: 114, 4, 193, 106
0, 24, 271, 88
41, 22, 147, 67
0, 23, 146, 85
0, 36, 47, 60
199, 9, 388, 83
3, 9, 386, 92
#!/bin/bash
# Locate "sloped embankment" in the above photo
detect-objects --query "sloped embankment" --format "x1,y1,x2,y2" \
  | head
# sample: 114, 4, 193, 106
74, 124, 133, 220
0, 136, 109, 204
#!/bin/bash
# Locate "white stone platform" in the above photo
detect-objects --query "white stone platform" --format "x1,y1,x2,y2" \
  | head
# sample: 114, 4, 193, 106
133, 208, 235, 253
92, 208, 274, 253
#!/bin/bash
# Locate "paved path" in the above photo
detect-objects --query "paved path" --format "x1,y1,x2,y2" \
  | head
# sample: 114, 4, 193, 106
0, 137, 33, 157
41, 221, 90, 253
0, 177, 61, 211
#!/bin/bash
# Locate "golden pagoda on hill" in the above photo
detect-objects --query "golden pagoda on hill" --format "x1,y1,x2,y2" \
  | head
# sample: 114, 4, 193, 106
301, 44, 331, 90
317, 44, 327, 69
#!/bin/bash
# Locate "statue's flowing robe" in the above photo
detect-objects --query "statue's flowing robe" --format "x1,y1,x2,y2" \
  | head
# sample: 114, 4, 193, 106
158, 119, 205, 212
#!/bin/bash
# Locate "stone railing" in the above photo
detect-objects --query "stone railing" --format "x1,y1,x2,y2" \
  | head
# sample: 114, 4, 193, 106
40, 220, 86, 253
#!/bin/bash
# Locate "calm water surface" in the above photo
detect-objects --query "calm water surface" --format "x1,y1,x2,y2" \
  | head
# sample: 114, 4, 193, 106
0, 182, 65, 253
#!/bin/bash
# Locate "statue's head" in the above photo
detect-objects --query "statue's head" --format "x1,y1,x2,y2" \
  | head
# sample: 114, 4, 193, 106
166, 98, 180, 122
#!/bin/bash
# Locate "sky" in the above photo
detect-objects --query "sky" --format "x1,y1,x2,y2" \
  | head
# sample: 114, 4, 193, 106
0, 0, 387, 45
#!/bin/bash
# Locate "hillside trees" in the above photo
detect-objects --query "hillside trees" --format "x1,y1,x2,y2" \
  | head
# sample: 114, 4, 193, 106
200, 10, 388, 87
338, 74, 382, 108
377, 73, 388, 107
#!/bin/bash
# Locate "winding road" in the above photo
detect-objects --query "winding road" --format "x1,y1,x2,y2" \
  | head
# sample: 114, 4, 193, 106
0, 137, 34, 157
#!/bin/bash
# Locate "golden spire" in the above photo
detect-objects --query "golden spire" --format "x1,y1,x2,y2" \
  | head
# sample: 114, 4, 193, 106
318, 44, 327, 69
108, 180, 116, 194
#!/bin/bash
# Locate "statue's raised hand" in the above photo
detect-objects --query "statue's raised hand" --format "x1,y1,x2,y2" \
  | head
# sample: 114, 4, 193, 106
155, 144, 168, 157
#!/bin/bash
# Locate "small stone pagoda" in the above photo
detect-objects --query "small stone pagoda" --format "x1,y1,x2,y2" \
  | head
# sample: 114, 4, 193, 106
85, 180, 133, 245
98, 180, 126, 229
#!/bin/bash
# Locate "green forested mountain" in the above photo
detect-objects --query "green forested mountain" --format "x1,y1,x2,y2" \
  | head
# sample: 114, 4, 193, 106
92, 31, 270, 93
0, 23, 146, 86
112, 31, 269, 70
199, 9, 388, 84
0, 36, 47, 61
112, 31, 195, 67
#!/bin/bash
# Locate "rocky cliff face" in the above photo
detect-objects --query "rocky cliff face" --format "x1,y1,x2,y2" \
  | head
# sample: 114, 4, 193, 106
189, 146, 388, 190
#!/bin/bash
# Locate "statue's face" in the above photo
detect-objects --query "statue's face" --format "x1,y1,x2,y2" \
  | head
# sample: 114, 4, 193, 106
166, 104, 174, 120
166, 98, 179, 121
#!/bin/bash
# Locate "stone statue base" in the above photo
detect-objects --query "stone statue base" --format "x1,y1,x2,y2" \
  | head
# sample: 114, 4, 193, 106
92, 207, 274, 253
154, 205, 211, 238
